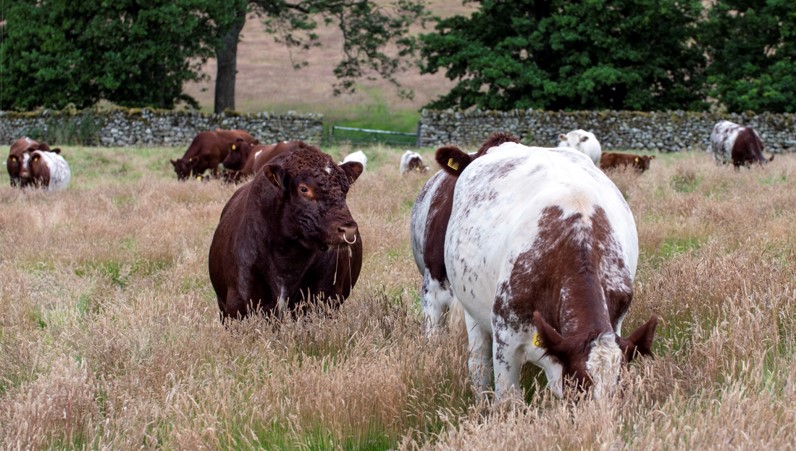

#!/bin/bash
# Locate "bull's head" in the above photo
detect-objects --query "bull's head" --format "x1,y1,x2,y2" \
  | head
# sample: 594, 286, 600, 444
533, 312, 658, 399
261, 144, 364, 251
222, 138, 250, 171
170, 158, 193, 181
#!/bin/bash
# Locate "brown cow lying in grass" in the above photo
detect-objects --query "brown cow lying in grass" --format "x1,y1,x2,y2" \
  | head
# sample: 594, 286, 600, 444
209, 141, 364, 321
600, 152, 656, 173
170, 129, 257, 181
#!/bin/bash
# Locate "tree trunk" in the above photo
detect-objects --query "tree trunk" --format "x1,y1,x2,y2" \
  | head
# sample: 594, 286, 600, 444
214, 10, 246, 114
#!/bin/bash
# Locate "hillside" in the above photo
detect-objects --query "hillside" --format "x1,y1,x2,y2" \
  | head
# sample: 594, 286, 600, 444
182, 1, 476, 129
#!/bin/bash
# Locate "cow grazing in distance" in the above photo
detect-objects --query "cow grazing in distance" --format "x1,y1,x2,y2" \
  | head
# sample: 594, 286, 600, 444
7, 137, 60, 187
341, 150, 367, 171
600, 152, 656, 173
171, 129, 257, 181
400, 150, 429, 175
438, 141, 657, 401
410, 132, 520, 337
559, 129, 602, 165
710, 120, 773, 169
208, 141, 364, 321
28, 150, 71, 191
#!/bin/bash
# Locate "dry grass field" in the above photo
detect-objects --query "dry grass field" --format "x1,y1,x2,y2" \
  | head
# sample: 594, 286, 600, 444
1, 144, 796, 449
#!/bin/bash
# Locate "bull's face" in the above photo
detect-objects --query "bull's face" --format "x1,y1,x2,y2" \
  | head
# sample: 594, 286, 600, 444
7, 151, 32, 187
262, 146, 364, 251
222, 140, 249, 171
170, 158, 192, 181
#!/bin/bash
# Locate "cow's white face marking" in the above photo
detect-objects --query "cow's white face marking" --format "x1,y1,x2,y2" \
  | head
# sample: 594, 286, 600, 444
586, 333, 622, 400
324, 165, 332, 174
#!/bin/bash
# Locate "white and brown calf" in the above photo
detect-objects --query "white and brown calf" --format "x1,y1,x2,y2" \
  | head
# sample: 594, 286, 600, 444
439, 142, 657, 400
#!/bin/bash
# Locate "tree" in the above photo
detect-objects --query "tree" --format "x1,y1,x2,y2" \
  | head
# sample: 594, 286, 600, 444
419, 0, 708, 112
210, 0, 427, 113
1, 0, 427, 113
700, 0, 796, 113
0, 0, 221, 110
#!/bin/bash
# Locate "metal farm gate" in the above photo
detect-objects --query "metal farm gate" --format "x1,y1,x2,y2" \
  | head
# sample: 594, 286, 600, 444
328, 125, 419, 147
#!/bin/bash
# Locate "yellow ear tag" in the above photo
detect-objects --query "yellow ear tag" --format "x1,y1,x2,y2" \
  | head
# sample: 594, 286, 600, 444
447, 158, 459, 170
231, 144, 236, 151
634, 157, 639, 163
533, 332, 543, 348
196, 175, 202, 180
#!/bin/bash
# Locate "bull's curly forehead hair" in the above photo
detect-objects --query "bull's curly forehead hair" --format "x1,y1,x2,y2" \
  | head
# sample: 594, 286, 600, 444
280, 143, 350, 190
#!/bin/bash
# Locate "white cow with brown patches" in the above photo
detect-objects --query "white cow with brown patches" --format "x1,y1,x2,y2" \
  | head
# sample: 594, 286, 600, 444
438, 142, 657, 400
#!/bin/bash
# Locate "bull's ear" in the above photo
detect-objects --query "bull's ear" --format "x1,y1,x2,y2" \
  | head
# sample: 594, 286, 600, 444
341, 161, 364, 183
533, 311, 565, 356
618, 315, 658, 361
435, 146, 472, 177
50, 147, 61, 154
262, 164, 286, 190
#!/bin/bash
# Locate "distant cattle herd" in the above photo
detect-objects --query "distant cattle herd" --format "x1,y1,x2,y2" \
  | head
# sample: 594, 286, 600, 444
3, 119, 778, 401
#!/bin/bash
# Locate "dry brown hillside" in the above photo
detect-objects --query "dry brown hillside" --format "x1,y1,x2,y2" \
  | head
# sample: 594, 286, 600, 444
183, 1, 476, 120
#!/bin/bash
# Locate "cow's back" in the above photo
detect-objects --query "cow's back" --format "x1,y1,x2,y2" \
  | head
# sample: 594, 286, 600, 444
445, 144, 637, 329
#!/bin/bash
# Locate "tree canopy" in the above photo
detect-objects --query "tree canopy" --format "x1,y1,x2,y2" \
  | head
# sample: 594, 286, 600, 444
700, 0, 796, 113
420, 0, 708, 112
0, 0, 221, 110
0, 0, 427, 112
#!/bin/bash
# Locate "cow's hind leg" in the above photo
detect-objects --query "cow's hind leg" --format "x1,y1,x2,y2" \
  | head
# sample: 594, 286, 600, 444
492, 316, 528, 400
421, 270, 454, 338
464, 312, 492, 397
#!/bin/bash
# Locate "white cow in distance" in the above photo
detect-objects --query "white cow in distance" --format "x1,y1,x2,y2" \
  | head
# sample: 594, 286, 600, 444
400, 150, 429, 175
559, 129, 602, 165
342, 150, 368, 171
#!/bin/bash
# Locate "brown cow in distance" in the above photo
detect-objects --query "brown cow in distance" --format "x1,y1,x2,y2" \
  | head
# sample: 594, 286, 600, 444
6, 137, 61, 187
209, 141, 364, 322
222, 139, 303, 183
170, 129, 257, 181
600, 152, 656, 173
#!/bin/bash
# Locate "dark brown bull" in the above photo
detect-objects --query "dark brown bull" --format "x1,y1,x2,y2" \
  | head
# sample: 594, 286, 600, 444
599, 152, 656, 173
209, 141, 364, 321
170, 129, 257, 181
6, 137, 60, 187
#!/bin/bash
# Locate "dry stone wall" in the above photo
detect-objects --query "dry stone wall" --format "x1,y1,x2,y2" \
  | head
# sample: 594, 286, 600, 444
418, 109, 796, 153
0, 109, 323, 147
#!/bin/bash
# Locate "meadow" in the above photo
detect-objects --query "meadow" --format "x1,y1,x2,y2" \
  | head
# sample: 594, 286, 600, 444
1, 144, 795, 449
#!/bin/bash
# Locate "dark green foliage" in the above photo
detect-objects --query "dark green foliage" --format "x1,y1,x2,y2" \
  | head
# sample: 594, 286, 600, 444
420, 0, 708, 112
0, 0, 224, 110
700, 0, 796, 113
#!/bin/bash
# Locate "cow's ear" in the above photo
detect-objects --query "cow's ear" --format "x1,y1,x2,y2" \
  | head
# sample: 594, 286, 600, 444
618, 315, 658, 362
435, 146, 472, 177
559, 134, 567, 141
580, 135, 589, 142
533, 311, 565, 356
170, 159, 177, 167
262, 164, 286, 190
340, 161, 364, 183
252, 139, 260, 145
51, 148, 61, 154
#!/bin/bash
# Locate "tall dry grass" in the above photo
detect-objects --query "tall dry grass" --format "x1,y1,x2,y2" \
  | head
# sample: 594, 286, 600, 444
1, 146, 795, 449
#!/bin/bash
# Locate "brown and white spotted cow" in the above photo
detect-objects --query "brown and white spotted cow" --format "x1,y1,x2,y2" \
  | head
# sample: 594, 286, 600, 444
410, 132, 520, 337
171, 129, 257, 181
709, 120, 773, 169
438, 141, 657, 400
208, 141, 364, 321
6, 137, 60, 187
